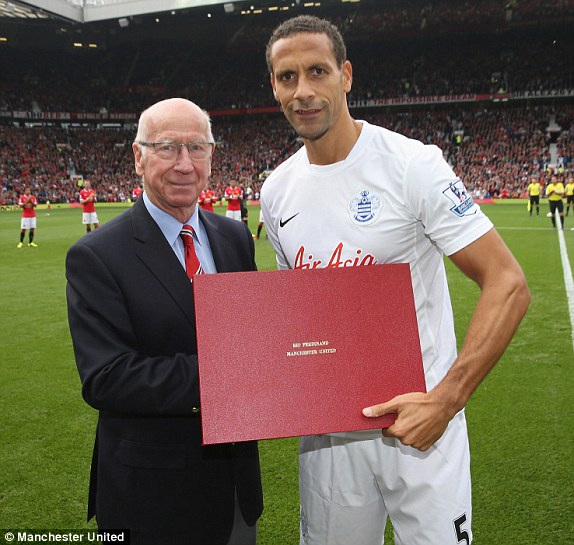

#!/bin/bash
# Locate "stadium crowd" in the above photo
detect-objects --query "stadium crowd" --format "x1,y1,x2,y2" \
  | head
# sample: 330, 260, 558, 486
1, 0, 573, 206
1, 103, 573, 207
1, 29, 572, 112
1, 0, 573, 112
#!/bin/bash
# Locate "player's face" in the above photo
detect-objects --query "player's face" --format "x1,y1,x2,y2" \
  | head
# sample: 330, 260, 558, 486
133, 102, 213, 222
270, 32, 352, 143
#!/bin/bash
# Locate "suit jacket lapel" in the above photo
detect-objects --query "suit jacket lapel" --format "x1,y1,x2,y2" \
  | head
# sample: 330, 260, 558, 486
200, 209, 233, 273
130, 199, 197, 325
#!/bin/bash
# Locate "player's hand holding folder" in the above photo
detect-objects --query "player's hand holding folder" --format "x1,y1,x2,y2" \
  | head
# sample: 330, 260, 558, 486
194, 264, 426, 444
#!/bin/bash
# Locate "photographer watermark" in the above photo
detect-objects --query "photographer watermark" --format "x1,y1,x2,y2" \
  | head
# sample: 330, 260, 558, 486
1, 530, 129, 544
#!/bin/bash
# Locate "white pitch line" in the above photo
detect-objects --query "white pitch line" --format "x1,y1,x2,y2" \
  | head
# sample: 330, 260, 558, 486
555, 211, 574, 355
497, 218, 574, 352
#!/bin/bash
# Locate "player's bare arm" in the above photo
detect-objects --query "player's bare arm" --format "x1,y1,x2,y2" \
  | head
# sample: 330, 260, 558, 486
363, 229, 530, 451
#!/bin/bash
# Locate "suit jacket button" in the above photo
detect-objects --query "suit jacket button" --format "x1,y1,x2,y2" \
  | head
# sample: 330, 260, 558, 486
192, 407, 200, 414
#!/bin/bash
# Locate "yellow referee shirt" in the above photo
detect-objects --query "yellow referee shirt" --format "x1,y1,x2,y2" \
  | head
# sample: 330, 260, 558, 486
546, 182, 565, 201
527, 182, 541, 196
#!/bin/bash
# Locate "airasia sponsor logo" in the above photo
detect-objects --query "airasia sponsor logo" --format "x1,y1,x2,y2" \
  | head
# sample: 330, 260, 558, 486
294, 243, 378, 269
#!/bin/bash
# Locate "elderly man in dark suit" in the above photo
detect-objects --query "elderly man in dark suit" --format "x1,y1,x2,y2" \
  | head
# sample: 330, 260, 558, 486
66, 98, 263, 545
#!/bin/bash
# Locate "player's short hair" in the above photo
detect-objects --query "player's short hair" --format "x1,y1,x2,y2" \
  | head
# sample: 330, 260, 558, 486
266, 15, 347, 73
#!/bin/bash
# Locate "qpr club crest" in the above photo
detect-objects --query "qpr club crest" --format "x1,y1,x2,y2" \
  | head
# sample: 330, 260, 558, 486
443, 179, 476, 217
348, 190, 382, 225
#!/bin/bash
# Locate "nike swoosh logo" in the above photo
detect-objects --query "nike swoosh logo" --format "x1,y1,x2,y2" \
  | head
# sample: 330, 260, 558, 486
279, 213, 299, 228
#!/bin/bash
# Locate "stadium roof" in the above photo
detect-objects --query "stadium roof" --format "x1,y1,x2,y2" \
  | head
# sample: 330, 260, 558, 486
0, 0, 337, 22
2, 0, 241, 22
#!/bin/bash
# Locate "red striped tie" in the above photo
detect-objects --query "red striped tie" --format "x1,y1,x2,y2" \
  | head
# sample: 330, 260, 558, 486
180, 225, 203, 281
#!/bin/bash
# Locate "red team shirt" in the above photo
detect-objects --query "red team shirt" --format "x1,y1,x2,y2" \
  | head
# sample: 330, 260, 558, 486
225, 186, 242, 211
19, 193, 37, 218
199, 189, 216, 212
80, 188, 96, 213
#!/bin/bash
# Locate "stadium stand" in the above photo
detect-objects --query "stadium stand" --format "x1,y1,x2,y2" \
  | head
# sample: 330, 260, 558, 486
0, 0, 573, 205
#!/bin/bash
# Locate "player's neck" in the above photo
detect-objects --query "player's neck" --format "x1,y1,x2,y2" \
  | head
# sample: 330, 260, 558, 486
304, 117, 362, 166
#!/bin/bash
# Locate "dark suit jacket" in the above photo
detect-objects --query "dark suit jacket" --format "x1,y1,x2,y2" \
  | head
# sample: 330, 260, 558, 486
66, 198, 263, 545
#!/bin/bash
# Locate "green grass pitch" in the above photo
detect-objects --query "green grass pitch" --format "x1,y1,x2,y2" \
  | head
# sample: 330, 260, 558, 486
0, 200, 572, 544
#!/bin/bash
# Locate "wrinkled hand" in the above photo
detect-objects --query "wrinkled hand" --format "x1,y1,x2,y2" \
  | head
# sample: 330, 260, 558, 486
362, 391, 455, 452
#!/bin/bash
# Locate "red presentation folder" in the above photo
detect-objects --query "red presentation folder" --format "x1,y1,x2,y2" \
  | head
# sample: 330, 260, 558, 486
194, 264, 426, 445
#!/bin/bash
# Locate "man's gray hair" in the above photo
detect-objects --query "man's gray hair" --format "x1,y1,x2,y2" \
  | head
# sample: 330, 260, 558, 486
134, 98, 214, 155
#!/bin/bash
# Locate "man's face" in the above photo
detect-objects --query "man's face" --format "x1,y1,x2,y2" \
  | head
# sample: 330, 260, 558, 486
270, 32, 352, 142
133, 102, 213, 220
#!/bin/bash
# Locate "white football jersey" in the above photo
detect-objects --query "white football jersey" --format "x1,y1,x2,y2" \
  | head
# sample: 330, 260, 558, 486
261, 121, 493, 391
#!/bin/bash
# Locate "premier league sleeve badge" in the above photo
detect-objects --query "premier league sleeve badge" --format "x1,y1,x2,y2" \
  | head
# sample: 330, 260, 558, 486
442, 179, 476, 217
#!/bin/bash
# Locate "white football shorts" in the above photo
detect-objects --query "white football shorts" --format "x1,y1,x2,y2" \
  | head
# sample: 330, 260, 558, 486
82, 212, 99, 225
299, 410, 472, 545
20, 217, 37, 230
226, 210, 242, 222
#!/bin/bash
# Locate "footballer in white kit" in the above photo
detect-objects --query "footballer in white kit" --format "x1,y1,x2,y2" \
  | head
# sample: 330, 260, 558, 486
261, 120, 493, 545
263, 14, 528, 545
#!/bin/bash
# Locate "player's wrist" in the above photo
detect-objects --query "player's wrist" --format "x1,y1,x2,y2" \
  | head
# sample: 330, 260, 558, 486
431, 377, 468, 416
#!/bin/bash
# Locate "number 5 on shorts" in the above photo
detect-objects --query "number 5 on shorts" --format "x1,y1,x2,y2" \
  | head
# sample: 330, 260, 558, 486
453, 513, 471, 544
